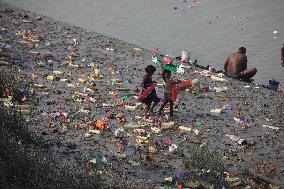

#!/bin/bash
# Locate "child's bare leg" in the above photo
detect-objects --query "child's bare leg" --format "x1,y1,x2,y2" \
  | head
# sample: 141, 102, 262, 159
145, 103, 151, 114
149, 101, 158, 114
159, 100, 169, 115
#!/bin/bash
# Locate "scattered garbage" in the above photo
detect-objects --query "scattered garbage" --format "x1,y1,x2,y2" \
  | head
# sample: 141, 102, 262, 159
225, 134, 247, 145
262, 125, 279, 132
0, 6, 283, 188
268, 79, 280, 91
272, 30, 278, 39
181, 49, 190, 63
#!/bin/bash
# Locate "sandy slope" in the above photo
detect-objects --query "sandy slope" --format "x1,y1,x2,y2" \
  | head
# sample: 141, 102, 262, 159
1, 0, 284, 86
1, 2, 284, 188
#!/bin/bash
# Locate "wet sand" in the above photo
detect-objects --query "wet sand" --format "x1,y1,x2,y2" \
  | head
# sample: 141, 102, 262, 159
0, 3, 284, 188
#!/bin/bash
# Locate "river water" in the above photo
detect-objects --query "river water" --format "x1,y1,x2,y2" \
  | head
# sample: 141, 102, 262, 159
2, 0, 284, 86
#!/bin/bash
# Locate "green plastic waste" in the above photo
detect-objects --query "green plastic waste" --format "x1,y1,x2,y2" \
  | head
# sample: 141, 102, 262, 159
152, 56, 197, 73
152, 57, 178, 72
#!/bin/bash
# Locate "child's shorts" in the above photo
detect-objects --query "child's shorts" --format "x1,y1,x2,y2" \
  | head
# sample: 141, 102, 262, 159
142, 92, 160, 105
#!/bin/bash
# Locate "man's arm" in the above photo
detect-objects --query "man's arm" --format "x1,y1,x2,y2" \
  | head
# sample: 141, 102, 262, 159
224, 57, 229, 75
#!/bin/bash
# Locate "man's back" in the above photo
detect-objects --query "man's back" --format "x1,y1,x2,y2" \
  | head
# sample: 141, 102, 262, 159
225, 52, 247, 75
224, 47, 256, 81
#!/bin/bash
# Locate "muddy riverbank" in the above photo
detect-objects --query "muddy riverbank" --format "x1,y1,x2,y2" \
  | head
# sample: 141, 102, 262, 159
0, 3, 283, 188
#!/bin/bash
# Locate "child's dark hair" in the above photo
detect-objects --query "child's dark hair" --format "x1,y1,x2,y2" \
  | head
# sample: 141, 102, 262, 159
162, 69, 171, 82
145, 65, 156, 75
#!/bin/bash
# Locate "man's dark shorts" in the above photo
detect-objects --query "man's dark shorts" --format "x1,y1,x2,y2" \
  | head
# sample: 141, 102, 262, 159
229, 71, 245, 79
228, 72, 251, 82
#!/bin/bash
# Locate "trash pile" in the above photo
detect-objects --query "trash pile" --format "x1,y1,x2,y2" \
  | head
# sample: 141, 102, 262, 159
0, 5, 283, 188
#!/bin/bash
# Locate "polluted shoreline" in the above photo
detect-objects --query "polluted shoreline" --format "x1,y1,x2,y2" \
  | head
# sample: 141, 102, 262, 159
0, 3, 284, 189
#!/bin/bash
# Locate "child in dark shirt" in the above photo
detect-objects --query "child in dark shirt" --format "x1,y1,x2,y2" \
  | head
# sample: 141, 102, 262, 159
141, 65, 160, 115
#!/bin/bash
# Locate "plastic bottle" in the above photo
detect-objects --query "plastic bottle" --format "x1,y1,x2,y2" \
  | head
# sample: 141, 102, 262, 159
181, 49, 189, 63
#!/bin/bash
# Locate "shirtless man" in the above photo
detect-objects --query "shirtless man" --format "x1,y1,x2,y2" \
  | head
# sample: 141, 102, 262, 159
224, 47, 257, 82
281, 44, 284, 67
